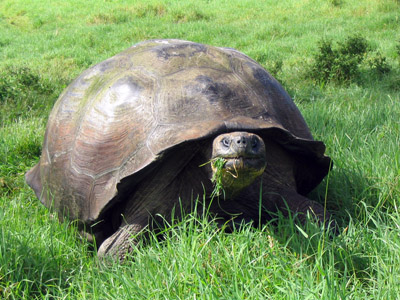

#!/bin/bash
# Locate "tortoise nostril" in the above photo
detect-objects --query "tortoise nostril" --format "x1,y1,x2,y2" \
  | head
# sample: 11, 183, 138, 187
236, 137, 246, 145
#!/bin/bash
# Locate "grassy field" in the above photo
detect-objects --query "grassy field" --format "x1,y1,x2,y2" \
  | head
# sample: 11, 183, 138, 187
1, 0, 400, 298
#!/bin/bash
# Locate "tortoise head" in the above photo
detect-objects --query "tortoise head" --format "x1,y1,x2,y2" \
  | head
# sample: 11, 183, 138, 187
211, 132, 267, 197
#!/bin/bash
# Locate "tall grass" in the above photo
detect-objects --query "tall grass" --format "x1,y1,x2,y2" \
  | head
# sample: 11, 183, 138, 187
1, 0, 399, 298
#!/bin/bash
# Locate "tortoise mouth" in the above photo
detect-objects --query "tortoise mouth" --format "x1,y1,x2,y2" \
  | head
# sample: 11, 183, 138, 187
212, 155, 266, 180
221, 156, 266, 172
210, 155, 266, 197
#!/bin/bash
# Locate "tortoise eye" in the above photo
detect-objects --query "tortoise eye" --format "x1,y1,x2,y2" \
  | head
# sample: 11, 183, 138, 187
222, 138, 230, 147
251, 138, 258, 148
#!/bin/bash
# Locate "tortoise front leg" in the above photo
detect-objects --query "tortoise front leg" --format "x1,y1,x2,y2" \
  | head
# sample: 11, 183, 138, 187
274, 189, 334, 228
97, 223, 146, 259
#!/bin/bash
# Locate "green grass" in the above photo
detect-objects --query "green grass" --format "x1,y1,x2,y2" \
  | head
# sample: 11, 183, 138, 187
1, 0, 399, 298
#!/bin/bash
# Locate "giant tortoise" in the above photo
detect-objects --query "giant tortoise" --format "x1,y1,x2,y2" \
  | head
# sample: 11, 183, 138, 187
26, 39, 332, 259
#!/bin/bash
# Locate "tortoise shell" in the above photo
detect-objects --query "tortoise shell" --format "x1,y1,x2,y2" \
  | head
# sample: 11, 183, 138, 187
26, 39, 330, 224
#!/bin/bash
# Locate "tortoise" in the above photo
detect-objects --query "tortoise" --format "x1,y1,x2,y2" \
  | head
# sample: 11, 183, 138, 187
26, 39, 332, 259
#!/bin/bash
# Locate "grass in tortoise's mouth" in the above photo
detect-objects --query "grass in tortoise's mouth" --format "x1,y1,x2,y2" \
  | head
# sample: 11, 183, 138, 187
210, 157, 227, 198
201, 156, 265, 198
199, 157, 227, 198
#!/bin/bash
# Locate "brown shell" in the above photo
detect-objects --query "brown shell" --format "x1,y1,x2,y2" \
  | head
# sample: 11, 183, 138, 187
26, 39, 330, 223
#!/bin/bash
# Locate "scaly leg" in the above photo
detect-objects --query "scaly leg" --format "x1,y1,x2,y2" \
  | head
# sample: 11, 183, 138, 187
97, 223, 145, 260
272, 188, 336, 230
